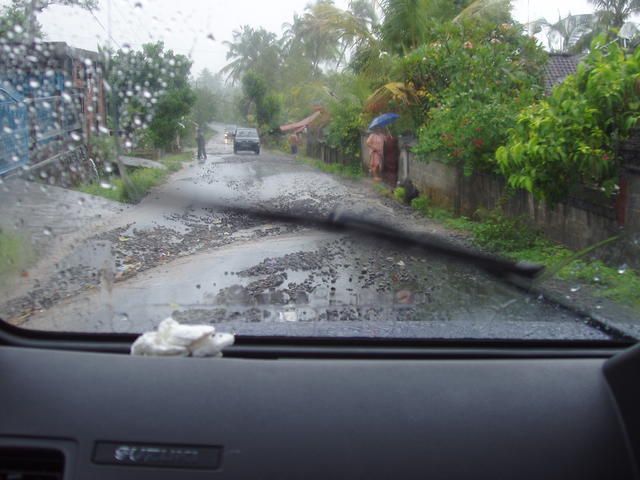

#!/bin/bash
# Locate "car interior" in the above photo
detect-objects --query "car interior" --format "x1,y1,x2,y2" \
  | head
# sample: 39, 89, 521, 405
1, 318, 639, 479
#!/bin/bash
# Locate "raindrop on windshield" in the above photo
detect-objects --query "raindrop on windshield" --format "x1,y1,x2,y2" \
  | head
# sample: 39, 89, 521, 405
134, 1, 143, 7
43, 227, 52, 236
61, 92, 72, 103
207, 33, 215, 41
29, 78, 41, 88
569, 286, 581, 293
617, 264, 628, 274
70, 132, 81, 141
13, 24, 23, 34
99, 181, 112, 189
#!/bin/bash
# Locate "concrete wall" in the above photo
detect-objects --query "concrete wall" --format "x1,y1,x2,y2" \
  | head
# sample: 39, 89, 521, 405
389, 136, 640, 259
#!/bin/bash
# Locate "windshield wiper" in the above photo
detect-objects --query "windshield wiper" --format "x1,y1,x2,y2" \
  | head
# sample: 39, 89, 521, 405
182, 200, 545, 282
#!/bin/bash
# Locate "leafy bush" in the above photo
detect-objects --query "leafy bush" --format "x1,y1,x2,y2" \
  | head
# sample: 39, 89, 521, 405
410, 195, 431, 215
77, 163, 181, 203
89, 135, 120, 177
496, 37, 640, 203
393, 187, 406, 202
325, 100, 365, 159
400, 21, 546, 174
147, 87, 196, 149
472, 208, 541, 253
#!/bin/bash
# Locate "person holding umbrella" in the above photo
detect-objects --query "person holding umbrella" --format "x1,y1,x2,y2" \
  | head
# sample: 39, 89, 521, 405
366, 127, 385, 181
366, 113, 399, 182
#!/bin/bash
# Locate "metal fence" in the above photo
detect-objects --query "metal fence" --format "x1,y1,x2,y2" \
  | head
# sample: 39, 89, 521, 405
0, 90, 83, 175
306, 139, 356, 166
0, 86, 29, 174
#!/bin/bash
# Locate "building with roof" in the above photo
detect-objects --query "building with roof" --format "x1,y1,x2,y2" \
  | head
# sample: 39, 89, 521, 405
543, 53, 583, 95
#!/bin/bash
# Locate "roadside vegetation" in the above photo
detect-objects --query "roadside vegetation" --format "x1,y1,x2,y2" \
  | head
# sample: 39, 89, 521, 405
402, 192, 640, 308
76, 152, 192, 204
0, 229, 33, 285
290, 154, 364, 179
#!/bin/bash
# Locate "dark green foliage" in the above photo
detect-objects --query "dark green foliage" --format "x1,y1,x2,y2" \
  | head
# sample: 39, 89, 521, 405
496, 37, 640, 203
146, 88, 195, 150
325, 100, 364, 159
471, 208, 541, 253
102, 41, 194, 150
407, 21, 546, 174
241, 72, 281, 130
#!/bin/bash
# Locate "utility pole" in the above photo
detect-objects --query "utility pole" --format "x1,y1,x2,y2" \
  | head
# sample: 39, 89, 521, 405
24, 0, 38, 42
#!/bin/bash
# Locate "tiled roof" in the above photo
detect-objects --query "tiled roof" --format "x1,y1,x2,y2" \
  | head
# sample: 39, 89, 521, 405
543, 54, 583, 95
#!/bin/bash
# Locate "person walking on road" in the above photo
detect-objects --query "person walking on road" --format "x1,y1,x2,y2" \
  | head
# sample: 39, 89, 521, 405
366, 127, 384, 181
288, 132, 299, 155
196, 127, 207, 160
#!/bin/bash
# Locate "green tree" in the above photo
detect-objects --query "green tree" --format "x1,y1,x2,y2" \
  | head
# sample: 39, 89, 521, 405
103, 41, 194, 149
496, 36, 640, 203
590, 0, 640, 31
0, 1, 43, 40
379, 0, 474, 54
222, 26, 282, 85
147, 87, 195, 149
408, 21, 547, 174
241, 72, 280, 129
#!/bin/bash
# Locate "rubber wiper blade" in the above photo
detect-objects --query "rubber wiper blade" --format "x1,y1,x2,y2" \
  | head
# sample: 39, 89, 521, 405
218, 203, 545, 282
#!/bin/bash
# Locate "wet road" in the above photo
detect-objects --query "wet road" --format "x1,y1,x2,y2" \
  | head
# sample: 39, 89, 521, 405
2, 125, 620, 339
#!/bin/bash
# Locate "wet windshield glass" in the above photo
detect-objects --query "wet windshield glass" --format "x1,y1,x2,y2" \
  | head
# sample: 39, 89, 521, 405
1, 0, 639, 341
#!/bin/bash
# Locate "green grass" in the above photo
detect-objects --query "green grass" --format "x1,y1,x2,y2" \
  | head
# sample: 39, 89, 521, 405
293, 154, 364, 179
372, 183, 393, 197
0, 229, 33, 283
76, 152, 192, 203
160, 152, 193, 172
393, 187, 406, 203
406, 195, 640, 309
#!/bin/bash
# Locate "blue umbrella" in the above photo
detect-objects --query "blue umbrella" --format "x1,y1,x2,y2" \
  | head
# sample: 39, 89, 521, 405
368, 113, 399, 130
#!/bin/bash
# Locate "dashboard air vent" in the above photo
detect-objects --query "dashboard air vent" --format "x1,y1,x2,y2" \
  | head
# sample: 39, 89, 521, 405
0, 447, 64, 480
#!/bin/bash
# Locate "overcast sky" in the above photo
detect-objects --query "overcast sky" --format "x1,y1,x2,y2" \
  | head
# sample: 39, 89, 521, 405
2, 0, 597, 76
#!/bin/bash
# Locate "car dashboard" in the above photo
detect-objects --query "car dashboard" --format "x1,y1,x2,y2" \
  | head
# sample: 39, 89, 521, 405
0, 324, 639, 480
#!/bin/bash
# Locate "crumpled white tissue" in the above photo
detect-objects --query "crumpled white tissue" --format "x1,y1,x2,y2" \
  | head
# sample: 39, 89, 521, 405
131, 318, 235, 357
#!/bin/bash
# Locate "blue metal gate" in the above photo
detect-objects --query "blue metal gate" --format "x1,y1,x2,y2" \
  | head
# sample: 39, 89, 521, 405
0, 85, 29, 175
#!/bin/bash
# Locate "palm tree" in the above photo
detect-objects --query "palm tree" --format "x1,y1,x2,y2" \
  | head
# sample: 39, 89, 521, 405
297, 1, 343, 76
297, 1, 377, 70
379, 0, 475, 53
530, 13, 598, 53
379, 0, 432, 54
529, 1, 640, 54
221, 26, 282, 85
590, 0, 640, 31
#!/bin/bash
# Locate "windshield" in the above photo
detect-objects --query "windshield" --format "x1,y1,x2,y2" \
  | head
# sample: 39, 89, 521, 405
236, 129, 257, 138
1, 0, 639, 342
